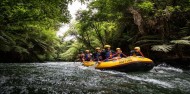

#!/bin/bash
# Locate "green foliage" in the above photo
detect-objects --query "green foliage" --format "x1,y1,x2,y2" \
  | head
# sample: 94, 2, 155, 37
151, 44, 173, 53
171, 40, 190, 45
137, 1, 154, 12
1, 0, 189, 62
63, 0, 190, 61
0, 0, 74, 62
60, 41, 83, 61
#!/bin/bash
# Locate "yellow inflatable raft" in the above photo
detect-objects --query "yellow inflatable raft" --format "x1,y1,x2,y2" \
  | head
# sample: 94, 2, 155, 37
83, 56, 154, 72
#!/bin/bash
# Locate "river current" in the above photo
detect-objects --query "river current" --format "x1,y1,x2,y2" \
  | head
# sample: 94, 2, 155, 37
0, 62, 190, 94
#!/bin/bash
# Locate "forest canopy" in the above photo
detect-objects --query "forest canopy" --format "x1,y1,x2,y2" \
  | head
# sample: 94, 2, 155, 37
62, 0, 190, 64
0, 0, 75, 62
0, 0, 190, 64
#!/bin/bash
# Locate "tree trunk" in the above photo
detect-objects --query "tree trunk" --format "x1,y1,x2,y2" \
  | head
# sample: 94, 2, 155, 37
128, 7, 145, 34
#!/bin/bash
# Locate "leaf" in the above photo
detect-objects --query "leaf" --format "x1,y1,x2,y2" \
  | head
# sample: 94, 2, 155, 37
170, 40, 190, 45
181, 36, 190, 40
13, 46, 29, 54
60, 41, 83, 61
151, 44, 173, 52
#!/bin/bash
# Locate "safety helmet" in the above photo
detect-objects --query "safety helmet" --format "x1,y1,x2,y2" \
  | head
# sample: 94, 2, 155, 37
104, 45, 111, 48
96, 47, 100, 50
85, 50, 90, 52
134, 47, 140, 50
116, 48, 121, 50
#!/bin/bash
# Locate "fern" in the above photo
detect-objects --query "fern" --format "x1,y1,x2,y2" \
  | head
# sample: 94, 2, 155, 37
151, 44, 173, 52
13, 46, 29, 54
182, 36, 190, 40
60, 42, 82, 61
135, 40, 163, 45
171, 40, 190, 45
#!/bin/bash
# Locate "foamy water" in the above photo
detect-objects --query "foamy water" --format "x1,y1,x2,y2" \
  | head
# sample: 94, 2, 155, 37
0, 62, 190, 94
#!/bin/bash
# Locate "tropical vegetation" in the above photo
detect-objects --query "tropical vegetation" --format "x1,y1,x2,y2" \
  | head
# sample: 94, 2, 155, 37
0, 0, 74, 62
0, 0, 190, 65
63, 0, 190, 65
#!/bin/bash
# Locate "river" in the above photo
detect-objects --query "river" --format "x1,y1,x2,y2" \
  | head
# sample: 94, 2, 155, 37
0, 62, 190, 94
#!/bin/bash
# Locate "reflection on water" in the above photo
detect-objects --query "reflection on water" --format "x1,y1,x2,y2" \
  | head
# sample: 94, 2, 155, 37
0, 62, 190, 94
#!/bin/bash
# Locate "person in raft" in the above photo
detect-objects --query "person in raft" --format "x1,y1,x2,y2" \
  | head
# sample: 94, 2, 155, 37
78, 50, 85, 62
130, 47, 144, 57
84, 50, 92, 61
92, 47, 102, 61
114, 48, 127, 59
101, 45, 115, 61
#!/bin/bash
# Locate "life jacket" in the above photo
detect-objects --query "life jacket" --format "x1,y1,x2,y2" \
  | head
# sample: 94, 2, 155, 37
85, 53, 91, 61
105, 50, 113, 59
93, 52, 101, 61
130, 50, 141, 56
115, 53, 121, 57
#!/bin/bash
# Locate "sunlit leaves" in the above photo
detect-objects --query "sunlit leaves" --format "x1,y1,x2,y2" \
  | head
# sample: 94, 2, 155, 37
56, 0, 190, 61
137, 1, 154, 12
171, 40, 190, 45
0, 0, 74, 62
151, 44, 173, 53
60, 41, 82, 61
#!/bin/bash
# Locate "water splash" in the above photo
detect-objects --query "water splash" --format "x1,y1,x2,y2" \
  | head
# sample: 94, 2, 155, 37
94, 69, 173, 88
125, 75, 173, 88
153, 64, 183, 73
0, 62, 190, 94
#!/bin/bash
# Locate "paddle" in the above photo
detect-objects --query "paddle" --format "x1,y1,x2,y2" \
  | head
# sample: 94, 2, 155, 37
139, 51, 144, 57
121, 53, 127, 57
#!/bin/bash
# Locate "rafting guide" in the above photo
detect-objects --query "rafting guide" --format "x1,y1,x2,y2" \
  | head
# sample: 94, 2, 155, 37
130, 47, 144, 57
114, 48, 127, 59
